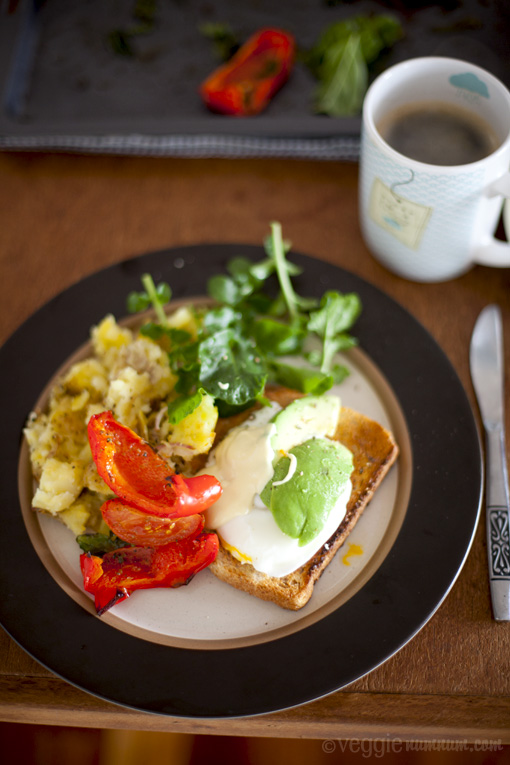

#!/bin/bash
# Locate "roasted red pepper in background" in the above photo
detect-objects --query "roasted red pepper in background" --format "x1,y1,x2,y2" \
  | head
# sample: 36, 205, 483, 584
87, 411, 222, 519
200, 28, 296, 116
101, 498, 205, 548
80, 532, 219, 615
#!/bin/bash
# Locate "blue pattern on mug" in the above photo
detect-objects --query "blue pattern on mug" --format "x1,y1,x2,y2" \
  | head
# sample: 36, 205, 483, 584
449, 73, 490, 98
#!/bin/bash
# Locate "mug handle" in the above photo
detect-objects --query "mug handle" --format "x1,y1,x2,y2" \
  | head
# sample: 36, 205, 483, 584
486, 173, 510, 198
473, 173, 510, 267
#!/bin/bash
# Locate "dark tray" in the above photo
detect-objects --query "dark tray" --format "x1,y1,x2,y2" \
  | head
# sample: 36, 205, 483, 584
1, 0, 509, 158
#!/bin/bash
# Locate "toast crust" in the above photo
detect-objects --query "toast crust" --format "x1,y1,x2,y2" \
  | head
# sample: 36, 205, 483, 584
197, 386, 399, 610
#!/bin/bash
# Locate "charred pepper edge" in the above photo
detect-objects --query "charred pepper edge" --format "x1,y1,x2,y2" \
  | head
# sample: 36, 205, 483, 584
200, 27, 296, 116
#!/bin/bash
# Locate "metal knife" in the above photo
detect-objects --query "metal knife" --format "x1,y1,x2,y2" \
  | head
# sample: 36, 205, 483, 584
470, 304, 510, 621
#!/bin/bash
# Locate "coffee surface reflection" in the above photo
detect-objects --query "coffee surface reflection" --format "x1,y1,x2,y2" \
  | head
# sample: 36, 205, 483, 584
377, 101, 501, 165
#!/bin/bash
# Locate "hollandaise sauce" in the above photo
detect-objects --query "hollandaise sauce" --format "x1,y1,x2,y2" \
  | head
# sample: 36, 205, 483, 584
203, 405, 279, 529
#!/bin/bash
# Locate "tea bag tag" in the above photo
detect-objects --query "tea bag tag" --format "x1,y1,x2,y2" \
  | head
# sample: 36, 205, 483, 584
369, 177, 432, 250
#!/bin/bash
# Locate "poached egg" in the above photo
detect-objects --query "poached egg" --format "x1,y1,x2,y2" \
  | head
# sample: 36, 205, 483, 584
202, 400, 353, 578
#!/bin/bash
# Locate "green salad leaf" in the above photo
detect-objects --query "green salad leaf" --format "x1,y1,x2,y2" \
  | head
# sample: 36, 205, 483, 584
126, 222, 362, 422
304, 14, 403, 116
315, 33, 367, 117
127, 273, 171, 326
76, 532, 130, 556
167, 388, 208, 424
268, 360, 334, 396
308, 290, 362, 376
198, 329, 268, 408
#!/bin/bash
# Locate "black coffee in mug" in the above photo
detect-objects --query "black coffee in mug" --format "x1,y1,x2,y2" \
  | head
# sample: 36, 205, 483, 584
377, 100, 501, 165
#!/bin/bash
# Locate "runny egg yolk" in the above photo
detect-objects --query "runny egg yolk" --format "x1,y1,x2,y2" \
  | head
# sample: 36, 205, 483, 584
341, 543, 363, 566
219, 536, 253, 564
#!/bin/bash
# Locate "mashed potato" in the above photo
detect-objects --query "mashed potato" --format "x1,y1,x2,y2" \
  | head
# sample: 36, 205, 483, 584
25, 312, 218, 535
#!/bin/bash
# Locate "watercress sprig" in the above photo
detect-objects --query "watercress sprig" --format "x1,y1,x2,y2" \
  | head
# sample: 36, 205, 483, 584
127, 273, 171, 326
308, 290, 362, 379
268, 221, 309, 319
126, 223, 362, 422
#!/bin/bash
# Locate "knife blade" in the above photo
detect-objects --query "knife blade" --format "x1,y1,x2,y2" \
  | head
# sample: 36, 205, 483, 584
470, 304, 510, 621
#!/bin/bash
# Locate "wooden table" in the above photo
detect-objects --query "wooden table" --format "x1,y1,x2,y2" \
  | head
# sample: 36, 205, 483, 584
0, 151, 509, 742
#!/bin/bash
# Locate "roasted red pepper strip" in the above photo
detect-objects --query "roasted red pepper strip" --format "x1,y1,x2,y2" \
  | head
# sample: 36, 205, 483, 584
101, 498, 205, 547
80, 552, 129, 614
87, 411, 222, 519
80, 532, 219, 615
200, 28, 295, 116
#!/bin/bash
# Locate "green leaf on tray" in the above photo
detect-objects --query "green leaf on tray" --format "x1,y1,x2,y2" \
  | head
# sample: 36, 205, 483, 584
304, 14, 404, 116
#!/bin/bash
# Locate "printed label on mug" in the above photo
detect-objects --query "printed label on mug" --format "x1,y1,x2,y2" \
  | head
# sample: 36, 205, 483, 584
368, 177, 433, 249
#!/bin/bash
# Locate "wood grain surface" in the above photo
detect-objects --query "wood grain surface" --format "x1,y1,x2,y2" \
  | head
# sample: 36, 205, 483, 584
0, 151, 509, 739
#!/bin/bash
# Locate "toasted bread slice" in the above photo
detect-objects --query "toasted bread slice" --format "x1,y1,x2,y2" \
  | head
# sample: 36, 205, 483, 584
195, 386, 399, 610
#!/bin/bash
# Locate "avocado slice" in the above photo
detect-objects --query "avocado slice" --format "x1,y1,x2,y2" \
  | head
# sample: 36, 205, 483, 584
260, 437, 353, 546
270, 394, 341, 456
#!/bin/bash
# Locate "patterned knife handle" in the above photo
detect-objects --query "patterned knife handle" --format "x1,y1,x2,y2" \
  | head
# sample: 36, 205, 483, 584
485, 424, 510, 621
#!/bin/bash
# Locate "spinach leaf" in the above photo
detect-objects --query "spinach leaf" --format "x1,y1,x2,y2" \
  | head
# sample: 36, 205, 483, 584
198, 328, 267, 407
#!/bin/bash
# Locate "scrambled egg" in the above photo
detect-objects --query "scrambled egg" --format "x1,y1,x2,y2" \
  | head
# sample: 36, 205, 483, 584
25, 312, 218, 535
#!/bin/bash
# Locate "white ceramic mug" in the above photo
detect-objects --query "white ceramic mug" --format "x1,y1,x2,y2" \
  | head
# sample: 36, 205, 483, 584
359, 57, 510, 282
